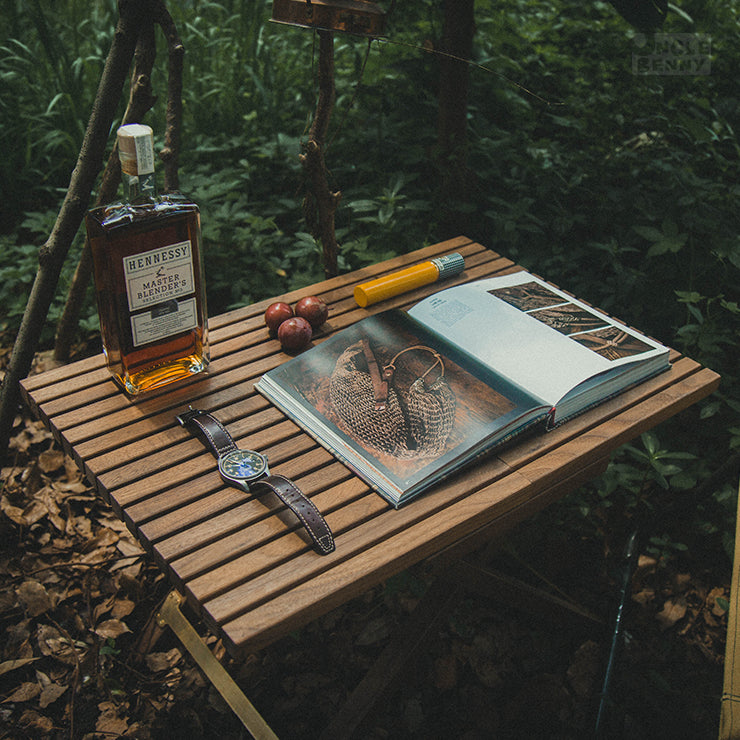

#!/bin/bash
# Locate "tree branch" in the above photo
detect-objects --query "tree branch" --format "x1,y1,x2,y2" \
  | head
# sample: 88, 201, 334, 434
301, 30, 340, 278
53, 15, 157, 363
152, 0, 185, 193
0, 0, 145, 455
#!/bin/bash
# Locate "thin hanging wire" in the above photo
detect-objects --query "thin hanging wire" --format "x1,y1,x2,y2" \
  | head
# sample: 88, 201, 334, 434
302, 8, 564, 190
379, 36, 563, 107
306, 26, 564, 154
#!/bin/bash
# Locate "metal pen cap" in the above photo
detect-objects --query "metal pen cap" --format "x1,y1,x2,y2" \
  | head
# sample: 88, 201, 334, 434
430, 252, 465, 280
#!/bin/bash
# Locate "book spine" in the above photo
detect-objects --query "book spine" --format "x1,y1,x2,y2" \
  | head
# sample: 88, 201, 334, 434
548, 364, 671, 428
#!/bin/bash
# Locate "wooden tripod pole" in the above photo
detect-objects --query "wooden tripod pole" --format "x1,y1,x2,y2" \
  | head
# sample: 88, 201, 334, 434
301, 29, 340, 279
0, 0, 144, 454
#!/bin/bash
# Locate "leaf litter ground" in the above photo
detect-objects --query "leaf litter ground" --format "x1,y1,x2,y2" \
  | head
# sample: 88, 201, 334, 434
0, 354, 729, 739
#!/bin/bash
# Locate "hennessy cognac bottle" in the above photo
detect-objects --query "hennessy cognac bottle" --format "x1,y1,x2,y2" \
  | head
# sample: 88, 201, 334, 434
85, 124, 209, 395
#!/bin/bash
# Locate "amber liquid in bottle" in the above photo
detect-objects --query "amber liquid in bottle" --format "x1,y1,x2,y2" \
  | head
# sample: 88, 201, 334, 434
85, 125, 209, 395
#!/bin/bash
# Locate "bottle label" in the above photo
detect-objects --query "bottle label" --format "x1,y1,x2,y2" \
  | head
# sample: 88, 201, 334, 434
130, 297, 199, 347
123, 240, 198, 347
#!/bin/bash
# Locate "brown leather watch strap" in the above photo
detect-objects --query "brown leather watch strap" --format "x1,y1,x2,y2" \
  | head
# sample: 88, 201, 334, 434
253, 474, 335, 556
176, 407, 335, 556
175, 407, 238, 457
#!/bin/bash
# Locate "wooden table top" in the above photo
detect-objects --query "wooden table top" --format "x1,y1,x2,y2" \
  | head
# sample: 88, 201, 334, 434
20, 236, 720, 658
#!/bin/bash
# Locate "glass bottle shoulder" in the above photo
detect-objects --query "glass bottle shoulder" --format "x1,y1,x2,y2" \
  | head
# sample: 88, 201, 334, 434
87, 193, 199, 231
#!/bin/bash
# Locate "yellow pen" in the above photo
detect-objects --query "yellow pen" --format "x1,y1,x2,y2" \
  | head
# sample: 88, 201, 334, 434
354, 252, 465, 307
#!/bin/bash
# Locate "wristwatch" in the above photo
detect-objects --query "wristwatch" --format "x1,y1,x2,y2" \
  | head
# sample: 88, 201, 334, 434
176, 407, 335, 556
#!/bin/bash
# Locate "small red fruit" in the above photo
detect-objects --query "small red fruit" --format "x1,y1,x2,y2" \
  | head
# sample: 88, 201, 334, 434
264, 301, 294, 333
277, 316, 313, 352
295, 295, 329, 330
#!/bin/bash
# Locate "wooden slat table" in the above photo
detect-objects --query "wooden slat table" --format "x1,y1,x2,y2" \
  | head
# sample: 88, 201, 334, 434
20, 236, 720, 731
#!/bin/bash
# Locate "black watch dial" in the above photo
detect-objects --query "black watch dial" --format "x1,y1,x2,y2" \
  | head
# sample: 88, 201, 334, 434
218, 449, 268, 482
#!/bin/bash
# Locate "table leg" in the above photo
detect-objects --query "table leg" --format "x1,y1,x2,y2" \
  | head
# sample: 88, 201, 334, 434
719, 479, 740, 739
155, 590, 278, 740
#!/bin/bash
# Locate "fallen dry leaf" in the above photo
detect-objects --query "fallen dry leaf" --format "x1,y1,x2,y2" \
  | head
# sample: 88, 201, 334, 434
0, 658, 39, 678
38, 682, 67, 709
31, 350, 63, 375
93, 594, 118, 623
674, 572, 692, 592
111, 597, 136, 619
80, 546, 116, 566
96, 700, 130, 736
116, 534, 145, 559
96, 512, 130, 533
2, 497, 48, 527
637, 554, 658, 570
64, 455, 84, 483
33, 486, 63, 531
37, 449, 65, 474
36, 624, 81, 666
709, 586, 728, 616
145, 648, 182, 673
656, 597, 688, 630
52, 479, 92, 495
94, 618, 131, 641
4, 681, 41, 703
16, 580, 52, 617
7, 418, 53, 453
632, 587, 655, 606
66, 511, 94, 540
469, 654, 504, 690
4, 621, 34, 661
113, 558, 143, 579
18, 707, 54, 733
82, 527, 120, 553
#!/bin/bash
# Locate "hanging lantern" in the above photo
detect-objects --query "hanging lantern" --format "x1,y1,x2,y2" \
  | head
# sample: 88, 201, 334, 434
271, 0, 386, 38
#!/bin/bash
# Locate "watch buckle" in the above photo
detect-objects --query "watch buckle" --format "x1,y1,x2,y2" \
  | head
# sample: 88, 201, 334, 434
175, 406, 200, 426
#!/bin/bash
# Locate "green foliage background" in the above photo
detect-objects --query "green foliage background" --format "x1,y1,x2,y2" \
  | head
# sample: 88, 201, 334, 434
1, 1, 738, 558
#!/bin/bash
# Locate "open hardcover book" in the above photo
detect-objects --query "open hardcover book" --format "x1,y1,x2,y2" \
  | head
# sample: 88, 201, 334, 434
256, 271, 670, 507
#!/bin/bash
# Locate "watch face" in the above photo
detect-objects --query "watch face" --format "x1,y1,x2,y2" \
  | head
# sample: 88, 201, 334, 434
219, 449, 267, 482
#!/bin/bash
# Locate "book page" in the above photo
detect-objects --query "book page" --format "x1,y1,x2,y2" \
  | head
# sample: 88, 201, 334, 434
256, 310, 547, 504
408, 272, 668, 406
